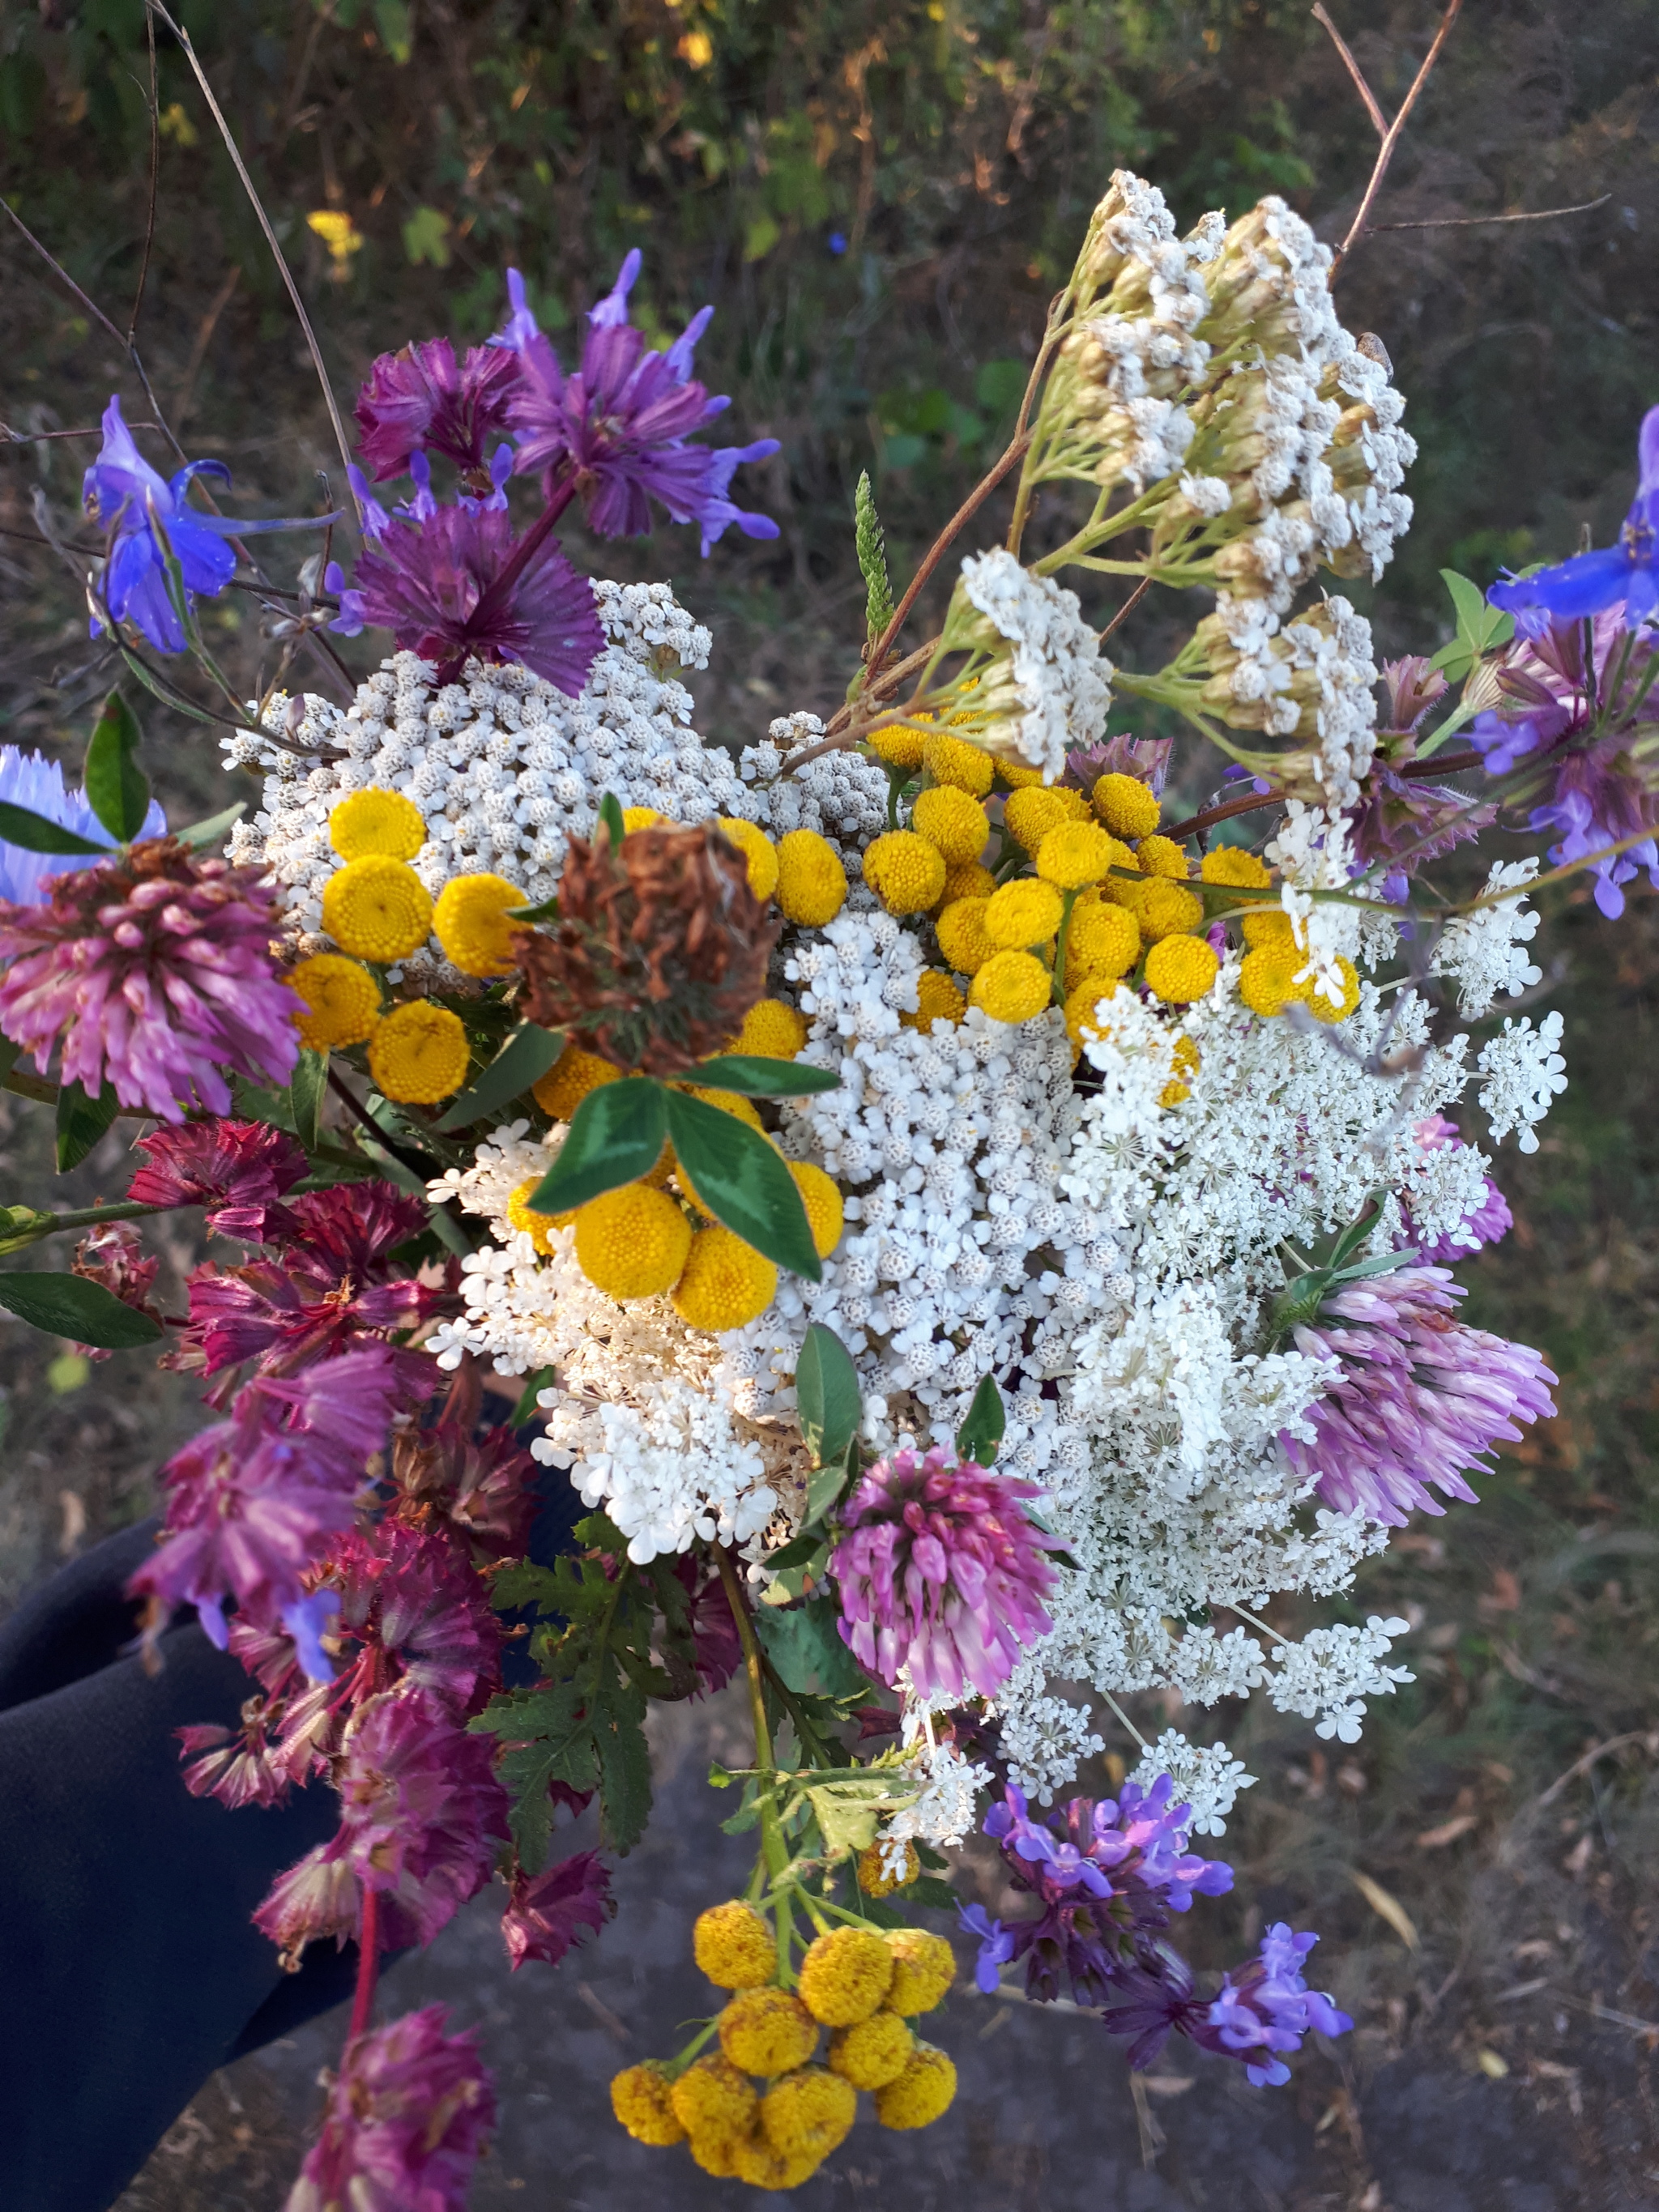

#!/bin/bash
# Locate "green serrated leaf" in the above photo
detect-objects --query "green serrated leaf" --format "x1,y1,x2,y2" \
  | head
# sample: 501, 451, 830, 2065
55, 1080, 118, 1174
291, 1046, 328, 1149
0, 801, 108, 857
594, 1686, 654, 1852
437, 1023, 565, 1132
753, 1596, 868, 1698
83, 691, 151, 842
906, 1875, 962, 1912
692, 1055, 840, 1098
954, 1371, 1006, 1465
665, 1089, 821, 1281
527, 1076, 667, 1214
598, 791, 626, 848
795, 1320, 862, 1474
174, 800, 246, 850
0, 1271, 163, 1349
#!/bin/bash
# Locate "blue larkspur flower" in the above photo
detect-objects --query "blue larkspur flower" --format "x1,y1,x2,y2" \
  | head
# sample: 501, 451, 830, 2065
1489, 406, 1659, 633
83, 396, 333, 654
958, 1903, 1015, 1993
0, 745, 165, 906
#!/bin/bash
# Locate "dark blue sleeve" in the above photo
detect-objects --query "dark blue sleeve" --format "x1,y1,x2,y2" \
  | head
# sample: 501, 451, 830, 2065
0, 1520, 356, 2212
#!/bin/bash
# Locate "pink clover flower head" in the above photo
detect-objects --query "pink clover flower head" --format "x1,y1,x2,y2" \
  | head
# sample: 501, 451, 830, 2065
326, 1522, 504, 1720
501, 1850, 613, 1972
501, 255, 779, 548
284, 2003, 495, 2212
1488, 404, 1659, 633
128, 1117, 309, 1242
0, 743, 165, 906
128, 1345, 404, 1659
829, 1444, 1060, 1701
0, 838, 301, 1121
334, 500, 603, 695
172, 1181, 439, 1382
353, 336, 522, 484
1280, 1264, 1555, 1527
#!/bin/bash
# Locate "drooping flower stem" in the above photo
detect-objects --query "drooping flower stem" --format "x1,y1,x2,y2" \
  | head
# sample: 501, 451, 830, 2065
714, 1548, 788, 1887
350, 1882, 382, 2041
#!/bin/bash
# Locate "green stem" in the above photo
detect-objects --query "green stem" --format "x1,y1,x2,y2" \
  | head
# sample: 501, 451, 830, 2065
716, 1549, 789, 1884
1051, 887, 1080, 1004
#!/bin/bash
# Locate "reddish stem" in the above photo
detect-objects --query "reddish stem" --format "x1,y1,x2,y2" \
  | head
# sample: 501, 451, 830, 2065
469, 477, 579, 630
349, 1884, 381, 2042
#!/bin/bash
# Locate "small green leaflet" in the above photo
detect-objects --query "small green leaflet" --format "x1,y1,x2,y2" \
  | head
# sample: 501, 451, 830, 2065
753, 1596, 868, 1699
1427, 567, 1515, 683
437, 1023, 565, 1132
504, 894, 561, 923
664, 1089, 821, 1281
0, 1207, 56, 1257
804, 1772, 915, 1859
510, 1364, 556, 1426
55, 1080, 118, 1174
0, 802, 107, 857
955, 1371, 1006, 1465
0, 1272, 162, 1348
693, 1055, 840, 1099
795, 1321, 862, 1473
292, 1047, 328, 1149
598, 791, 627, 848
83, 692, 151, 842
528, 1076, 668, 1214
174, 801, 246, 850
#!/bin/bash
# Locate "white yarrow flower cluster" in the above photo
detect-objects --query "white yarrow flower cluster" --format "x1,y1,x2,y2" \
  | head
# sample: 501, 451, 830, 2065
948, 548, 1113, 780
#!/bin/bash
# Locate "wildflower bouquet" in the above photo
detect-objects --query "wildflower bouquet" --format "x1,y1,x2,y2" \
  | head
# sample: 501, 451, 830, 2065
2, 142, 1654, 2205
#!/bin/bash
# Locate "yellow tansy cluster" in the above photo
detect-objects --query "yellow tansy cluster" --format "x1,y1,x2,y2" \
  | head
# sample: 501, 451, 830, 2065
522, 1045, 843, 1332
612, 1903, 957, 2189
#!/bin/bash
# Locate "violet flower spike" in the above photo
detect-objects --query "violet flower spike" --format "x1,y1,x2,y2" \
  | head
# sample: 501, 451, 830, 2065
83, 395, 333, 653
501, 254, 780, 548
335, 499, 603, 693
1488, 405, 1659, 633
352, 334, 522, 484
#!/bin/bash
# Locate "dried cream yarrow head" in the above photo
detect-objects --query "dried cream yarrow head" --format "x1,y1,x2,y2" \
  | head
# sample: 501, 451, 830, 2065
938, 548, 1113, 780
1194, 593, 1379, 809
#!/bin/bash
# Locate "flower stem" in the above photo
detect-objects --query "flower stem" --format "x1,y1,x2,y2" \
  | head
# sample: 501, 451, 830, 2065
349, 1883, 380, 2042
716, 1548, 788, 1884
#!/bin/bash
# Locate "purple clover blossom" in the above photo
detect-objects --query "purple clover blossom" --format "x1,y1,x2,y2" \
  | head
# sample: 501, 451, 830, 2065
82, 396, 328, 653
0, 744, 165, 906
1489, 406, 1659, 633
1469, 609, 1659, 918
284, 2002, 496, 2212
1280, 1264, 1555, 1527
979, 1782, 1233, 2007
501, 256, 780, 548
352, 335, 522, 484
829, 1445, 1060, 1701
335, 499, 603, 693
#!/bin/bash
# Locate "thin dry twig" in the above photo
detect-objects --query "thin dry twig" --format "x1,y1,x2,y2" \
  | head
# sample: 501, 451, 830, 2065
150, 0, 356, 488
130, 1, 161, 351
1327, 0, 1465, 275
1311, 4, 1388, 137
1370, 194, 1611, 232
1533, 1730, 1654, 1809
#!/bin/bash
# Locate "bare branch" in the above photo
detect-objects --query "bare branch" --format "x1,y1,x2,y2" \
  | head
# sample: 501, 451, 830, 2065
129, 0, 161, 351
1330, 0, 1465, 279
1369, 194, 1611, 233
1311, 5, 1388, 138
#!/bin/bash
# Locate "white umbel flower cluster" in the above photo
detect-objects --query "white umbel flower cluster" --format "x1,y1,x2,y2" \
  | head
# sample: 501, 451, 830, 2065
1476, 1012, 1568, 1153
1436, 859, 1545, 1017
946, 549, 1114, 780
